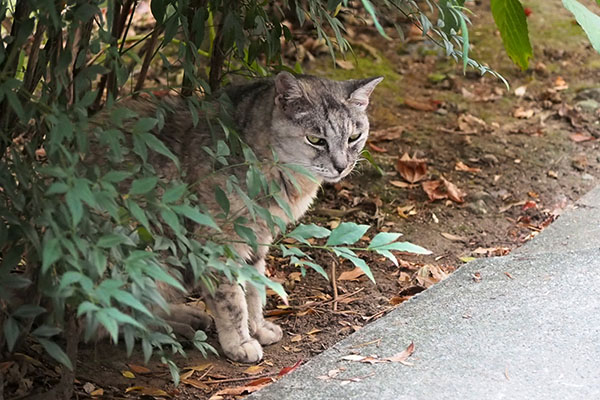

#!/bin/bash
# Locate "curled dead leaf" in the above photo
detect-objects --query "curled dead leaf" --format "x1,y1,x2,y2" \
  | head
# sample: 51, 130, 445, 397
404, 98, 439, 112
457, 113, 487, 134
513, 107, 534, 119
422, 178, 465, 203
441, 177, 465, 203
455, 161, 481, 173
338, 267, 365, 281
396, 153, 428, 183
370, 126, 404, 141
569, 132, 594, 142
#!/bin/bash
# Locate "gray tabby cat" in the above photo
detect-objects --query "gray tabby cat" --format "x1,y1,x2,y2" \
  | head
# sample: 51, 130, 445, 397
101, 72, 382, 363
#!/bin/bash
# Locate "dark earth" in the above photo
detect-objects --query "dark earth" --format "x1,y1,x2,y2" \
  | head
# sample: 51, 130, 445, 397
4, 1, 600, 398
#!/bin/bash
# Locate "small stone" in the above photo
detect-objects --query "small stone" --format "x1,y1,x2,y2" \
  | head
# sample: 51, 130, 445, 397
470, 191, 492, 201
582, 173, 594, 181
435, 108, 448, 115
574, 99, 600, 114
466, 199, 488, 215
482, 154, 499, 165
574, 87, 600, 102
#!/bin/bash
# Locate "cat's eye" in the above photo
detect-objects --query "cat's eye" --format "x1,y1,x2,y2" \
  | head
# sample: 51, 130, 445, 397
348, 133, 361, 143
306, 135, 327, 146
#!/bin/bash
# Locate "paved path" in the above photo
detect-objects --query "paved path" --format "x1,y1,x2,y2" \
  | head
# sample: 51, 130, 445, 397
249, 186, 600, 400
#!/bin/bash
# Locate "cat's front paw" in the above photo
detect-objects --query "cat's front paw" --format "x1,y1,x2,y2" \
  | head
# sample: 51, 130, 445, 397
222, 338, 263, 363
253, 321, 283, 345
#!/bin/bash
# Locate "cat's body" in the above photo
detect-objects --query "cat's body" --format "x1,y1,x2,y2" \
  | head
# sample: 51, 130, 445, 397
96, 72, 382, 363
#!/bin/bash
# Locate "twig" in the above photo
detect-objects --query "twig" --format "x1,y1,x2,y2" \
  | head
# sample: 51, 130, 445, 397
330, 257, 339, 311
134, 26, 161, 93
203, 372, 277, 385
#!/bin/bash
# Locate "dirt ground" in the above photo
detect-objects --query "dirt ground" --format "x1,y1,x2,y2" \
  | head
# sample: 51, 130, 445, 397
5, 1, 600, 399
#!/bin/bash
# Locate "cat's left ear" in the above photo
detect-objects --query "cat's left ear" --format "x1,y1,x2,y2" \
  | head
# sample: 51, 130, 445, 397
348, 77, 384, 110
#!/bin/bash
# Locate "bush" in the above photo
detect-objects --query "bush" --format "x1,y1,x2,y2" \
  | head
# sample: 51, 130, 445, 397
0, 0, 477, 396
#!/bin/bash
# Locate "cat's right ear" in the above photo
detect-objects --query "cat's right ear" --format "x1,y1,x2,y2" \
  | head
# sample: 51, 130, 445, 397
274, 72, 305, 105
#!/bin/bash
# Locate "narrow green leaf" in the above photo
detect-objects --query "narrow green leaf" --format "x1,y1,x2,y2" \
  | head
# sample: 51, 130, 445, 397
172, 205, 220, 231
97, 233, 127, 248
4, 318, 19, 351
42, 238, 61, 273
563, 0, 600, 54
38, 338, 73, 370
102, 170, 132, 183
129, 176, 158, 195
141, 133, 180, 168
326, 222, 370, 246
333, 248, 375, 283
32, 325, 62, 338
376, 241, 432, 254
369, 232, 402, 249
112, 290, 153, 317
361, 0, 391, 39
13, 305, 46, 319
287, 224, 331, 245
491, 0, 533, 70
162, 183, 187, 204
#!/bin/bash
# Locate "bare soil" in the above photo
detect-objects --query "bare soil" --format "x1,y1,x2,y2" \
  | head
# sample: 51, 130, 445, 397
5, 1, 600, 399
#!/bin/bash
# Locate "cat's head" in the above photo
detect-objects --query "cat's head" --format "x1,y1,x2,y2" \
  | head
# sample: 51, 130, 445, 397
271, 72, 383, 183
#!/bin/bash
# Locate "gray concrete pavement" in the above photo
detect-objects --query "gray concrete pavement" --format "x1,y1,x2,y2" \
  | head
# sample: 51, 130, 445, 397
249, 186, 600, 400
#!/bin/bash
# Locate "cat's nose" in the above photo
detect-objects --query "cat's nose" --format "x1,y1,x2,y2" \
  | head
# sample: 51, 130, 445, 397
333, 164, 346, 174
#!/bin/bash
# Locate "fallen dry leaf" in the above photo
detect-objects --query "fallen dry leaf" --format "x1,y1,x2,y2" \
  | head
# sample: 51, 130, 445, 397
182, 378, 209, 390
183, 363, 212, 372
514, 85, 527, 97
243, 365, 265, 375
125, 386, 170, 397
338, 267, 365, 281
389, 180, 418, 189
383, 342, 415, 363
213, 384, 266, 397
457, 113, 487, 134
422, 180, 447, 202
553, 76, 568, 91
397, 204, 416, 219
455, 161, 481, 173
396, 153, 428, 183
290, 334, 302, 342
547, 170, 559, 179
441, 177, 465, 203
278, 360, 302, 376
513, 107, 534, 119
569, 132, 594, 142
367, 142, 388, 152
90, 388, 104, 397
121, 371, 135, 379
404, 98, 438, 112
128, 364, 151, 374
440, 232, 467, 242
335, 59, 354, 70
370, 126, 403, 141
307, 328, 322, 335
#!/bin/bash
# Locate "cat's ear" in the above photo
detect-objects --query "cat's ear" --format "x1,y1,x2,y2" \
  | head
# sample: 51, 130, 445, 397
348, 76, 384, 110
274, 72, 305, 104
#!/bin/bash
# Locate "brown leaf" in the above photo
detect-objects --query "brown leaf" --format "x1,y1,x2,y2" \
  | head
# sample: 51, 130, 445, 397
553, 76, 568, 91
389, 180, 418, 189
248, 377, 275, 386
128, 364, 151, 374
389, 296, 411, 305
90, 388, 104, 397
243, 365, 265, 375
182, 378, 209, 390
569, 132, 594, 142
397, 204, 416, 219
121, 371, 135, 379
457, 113, 487, 134
404, 98, 438, 112
335, 59, 354, 70
278, 360, 302, 376
422, 180, 447, 202
396, 153, 428, 183
338, 267, 365, 281
125, 386, 170, 397
367, 142, 388, 153
214, 384, 266, 397
382, 342, 415, 363
513, 107, 534, 119
441, 177, 465, 203
440, 232, 467, 242
370, 126, 404, 141
455, 161, 481, 173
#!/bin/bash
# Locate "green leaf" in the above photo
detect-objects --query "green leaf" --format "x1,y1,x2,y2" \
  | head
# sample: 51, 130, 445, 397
375, 241, 432, 254
563, 0, 600, 54
172, 205, 220, 231
97, 233, 127, 248
126, 199, 151, 230
38, 338, 73, 370
491, 0, 533, 70
215, 186, 230, 215
287, 224, 331, 245
4, 317, 19, 351
151, 0, 166, 23
32, 325, 62, 338
141, 133, 179, 168
102, 170, 132, 183
42, 238, 61, 273
361, 0, 390, 39
290, 257, 328, 280
360, 149, 384, 176
96, 310, 119, 343
46, 182, 69, 195
145, 263, 186, 292
66, 190, 83, 226
112, 290, 153, 317
162, 183, 187, 204
129, 176, 158, 195
333, 247, 375, 283
160, 208, 182, 234
326, 222, 370, 246
13, 305, 46, 319
133, 117, 158, 135
369, 232, 402, 249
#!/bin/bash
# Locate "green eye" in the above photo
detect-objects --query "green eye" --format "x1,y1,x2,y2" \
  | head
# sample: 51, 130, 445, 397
306, 135, 326, 146
348, 133, 361, 142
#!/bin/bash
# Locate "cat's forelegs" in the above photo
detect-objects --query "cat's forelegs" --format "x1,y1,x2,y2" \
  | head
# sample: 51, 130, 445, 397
204, 283, 263, 363
246, 258, 283, 345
